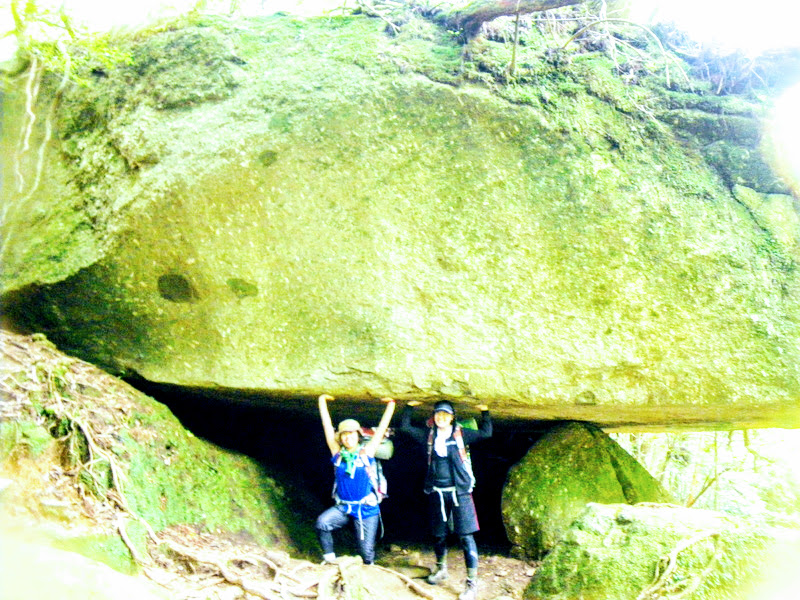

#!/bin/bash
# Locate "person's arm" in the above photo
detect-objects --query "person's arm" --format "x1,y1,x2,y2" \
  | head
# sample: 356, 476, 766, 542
463, 404, 493, 444
399, 401, 427, 445
363, 398, 396, 457
318, 394, 340, 456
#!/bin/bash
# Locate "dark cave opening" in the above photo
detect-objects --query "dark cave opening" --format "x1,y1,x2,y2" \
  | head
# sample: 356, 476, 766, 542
130, 380, 551, 557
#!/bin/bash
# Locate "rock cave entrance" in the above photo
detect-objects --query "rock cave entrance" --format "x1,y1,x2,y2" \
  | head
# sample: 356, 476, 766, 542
130, 380, 549, 555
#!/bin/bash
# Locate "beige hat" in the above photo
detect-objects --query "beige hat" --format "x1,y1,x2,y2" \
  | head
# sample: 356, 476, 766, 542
336, 419, 362, 441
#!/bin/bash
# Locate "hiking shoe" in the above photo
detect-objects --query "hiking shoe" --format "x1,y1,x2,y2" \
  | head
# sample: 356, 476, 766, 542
426, 567, 448, 585
458, 578, 478, 600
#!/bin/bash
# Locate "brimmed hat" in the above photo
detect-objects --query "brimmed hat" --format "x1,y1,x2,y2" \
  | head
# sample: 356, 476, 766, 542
336, 419, 362, 441
432, 401, 454, 415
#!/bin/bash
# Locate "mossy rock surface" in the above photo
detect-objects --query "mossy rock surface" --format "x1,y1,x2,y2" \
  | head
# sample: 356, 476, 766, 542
524, 502, 799, 600
1, 14, 799, 430
502, 422, 673, 558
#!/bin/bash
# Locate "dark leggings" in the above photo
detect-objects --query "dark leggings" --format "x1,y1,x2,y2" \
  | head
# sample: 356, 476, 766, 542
434, 533, 478, 569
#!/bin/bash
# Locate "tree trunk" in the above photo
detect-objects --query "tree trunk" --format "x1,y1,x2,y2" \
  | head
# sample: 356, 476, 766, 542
440, 0, 585, 37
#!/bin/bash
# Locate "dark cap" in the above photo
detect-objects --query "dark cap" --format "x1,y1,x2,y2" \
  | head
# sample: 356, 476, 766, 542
433, 400, 454, 415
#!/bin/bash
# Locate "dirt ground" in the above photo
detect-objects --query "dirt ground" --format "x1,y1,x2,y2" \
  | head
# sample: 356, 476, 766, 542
138, 534, 539, 600
377, 544, 538, 600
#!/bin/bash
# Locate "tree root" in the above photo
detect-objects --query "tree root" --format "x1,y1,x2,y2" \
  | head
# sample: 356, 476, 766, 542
157, 538, 287, 600
563, 18, 691, 90
117, 516, 151, 567
371, 564, 435, 599
7, 41, 71, 226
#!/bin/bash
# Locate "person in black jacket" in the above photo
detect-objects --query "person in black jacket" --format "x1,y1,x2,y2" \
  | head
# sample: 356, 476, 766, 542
400, 399, 492, 600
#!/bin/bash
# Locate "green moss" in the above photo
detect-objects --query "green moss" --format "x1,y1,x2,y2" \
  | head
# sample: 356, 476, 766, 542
525, 504, 786, 600
53, 534, 137, 576
0, 420, 54, 460
227, 277, 258, 298
113, 396, 310, 556
504, 424, 673, 558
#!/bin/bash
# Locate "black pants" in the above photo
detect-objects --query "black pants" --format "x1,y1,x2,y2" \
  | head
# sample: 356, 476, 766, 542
433, 532, 479, 569
427, 489, 479, 569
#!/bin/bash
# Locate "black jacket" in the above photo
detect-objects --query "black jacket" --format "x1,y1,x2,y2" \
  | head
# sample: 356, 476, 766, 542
400, 405, 492, 494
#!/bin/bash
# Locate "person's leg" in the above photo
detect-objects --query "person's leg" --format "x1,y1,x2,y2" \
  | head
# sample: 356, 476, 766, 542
459, 533, 479, 598
353, 514, 380, 565
459, 533, 478, 571
452, 494, 480, 600
427, 493, 452, 584
315, 506, 349, 562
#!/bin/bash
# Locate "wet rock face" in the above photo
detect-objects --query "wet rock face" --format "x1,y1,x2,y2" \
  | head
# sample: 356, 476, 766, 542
501, 422, 673, 558
1, 16, 799, 429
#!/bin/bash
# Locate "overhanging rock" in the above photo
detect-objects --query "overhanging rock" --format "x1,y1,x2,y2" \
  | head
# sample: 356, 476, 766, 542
1, 16, 799, 430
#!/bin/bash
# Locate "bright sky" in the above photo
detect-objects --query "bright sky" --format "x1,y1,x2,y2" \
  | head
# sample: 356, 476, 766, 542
629, 0, 799, 55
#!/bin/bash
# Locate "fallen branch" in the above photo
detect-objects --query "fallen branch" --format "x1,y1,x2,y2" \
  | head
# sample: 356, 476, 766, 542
354, 0, 401, 33
441, 0, 585, 38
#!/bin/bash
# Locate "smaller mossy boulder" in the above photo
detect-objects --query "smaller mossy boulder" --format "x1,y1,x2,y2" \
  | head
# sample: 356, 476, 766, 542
501, 422, 673, 558
524, 502, 798, 600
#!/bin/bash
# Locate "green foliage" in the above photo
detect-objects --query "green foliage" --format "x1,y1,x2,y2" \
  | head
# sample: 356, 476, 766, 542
526, 503, 785, 600
612, 430, 800, 527
0, 420, 53, 461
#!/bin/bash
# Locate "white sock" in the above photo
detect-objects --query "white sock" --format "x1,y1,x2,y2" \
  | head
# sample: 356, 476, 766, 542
323, 552, 336, 562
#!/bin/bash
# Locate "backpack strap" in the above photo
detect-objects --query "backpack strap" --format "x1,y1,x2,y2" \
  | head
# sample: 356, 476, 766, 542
426, 423, 469, 464
359, 447, 383, 501
332, 447, 383, 503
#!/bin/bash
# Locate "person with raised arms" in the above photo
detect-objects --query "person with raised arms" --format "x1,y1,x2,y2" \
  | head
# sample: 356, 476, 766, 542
400, 399, 492, 600
316, 393, 396, 565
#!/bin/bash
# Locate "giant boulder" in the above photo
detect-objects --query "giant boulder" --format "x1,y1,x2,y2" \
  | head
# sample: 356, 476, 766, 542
502, 422, 673, 558
1, 15, 798, 428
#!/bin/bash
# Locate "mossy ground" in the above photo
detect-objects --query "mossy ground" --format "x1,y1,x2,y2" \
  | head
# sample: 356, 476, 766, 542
0, 329, 314, 575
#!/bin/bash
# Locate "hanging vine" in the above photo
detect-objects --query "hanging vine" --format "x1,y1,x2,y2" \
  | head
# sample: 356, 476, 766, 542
3, 0, 130, 221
